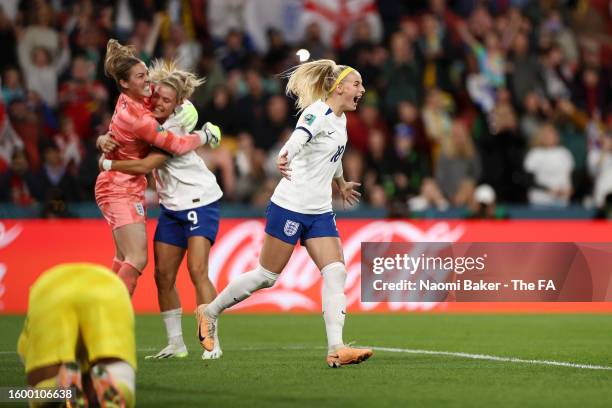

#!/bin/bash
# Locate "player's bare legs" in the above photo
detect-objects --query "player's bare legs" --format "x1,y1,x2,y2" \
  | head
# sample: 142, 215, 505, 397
112, 223, 147, 296
188, 236, 223, 359
259, 234, 295, 273
304, 236, 344, 270
146, 242, 188, 359
187, 237, 216, 304
112, 240, 125, 273
154, 242, 185, 311
202, 234, 293, 351
305, 237, 373, 367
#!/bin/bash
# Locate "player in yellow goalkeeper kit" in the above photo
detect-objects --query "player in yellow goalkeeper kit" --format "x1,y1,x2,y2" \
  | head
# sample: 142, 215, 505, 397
17, 263, 137, 407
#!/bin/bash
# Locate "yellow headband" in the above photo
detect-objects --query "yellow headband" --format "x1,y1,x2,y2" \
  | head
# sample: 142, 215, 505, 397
328, 67, 355, 95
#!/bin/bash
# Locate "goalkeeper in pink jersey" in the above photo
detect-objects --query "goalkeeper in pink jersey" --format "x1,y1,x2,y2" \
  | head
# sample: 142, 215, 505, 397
94, 40, 218, 295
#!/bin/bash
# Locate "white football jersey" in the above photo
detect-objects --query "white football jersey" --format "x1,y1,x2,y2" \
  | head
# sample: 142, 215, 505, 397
271, 100, 347, 214
153, 112, 223, 211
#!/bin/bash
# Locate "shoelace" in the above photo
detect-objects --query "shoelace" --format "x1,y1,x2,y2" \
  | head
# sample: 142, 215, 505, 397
207, 320, 216, 337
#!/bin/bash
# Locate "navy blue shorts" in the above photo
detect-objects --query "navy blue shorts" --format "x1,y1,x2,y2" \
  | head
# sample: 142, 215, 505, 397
264, 201, 339, 246
154, 201, 220, 248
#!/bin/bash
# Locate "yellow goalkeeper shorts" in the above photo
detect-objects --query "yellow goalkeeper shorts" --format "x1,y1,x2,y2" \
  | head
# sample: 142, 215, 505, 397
17, 263, 137, 373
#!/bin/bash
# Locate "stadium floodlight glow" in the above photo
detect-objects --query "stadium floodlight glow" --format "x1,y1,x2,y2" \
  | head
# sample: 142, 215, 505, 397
296, 49, 311, 62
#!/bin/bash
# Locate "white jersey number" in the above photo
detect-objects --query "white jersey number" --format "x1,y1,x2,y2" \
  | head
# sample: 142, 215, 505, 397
187, 210, 198, 225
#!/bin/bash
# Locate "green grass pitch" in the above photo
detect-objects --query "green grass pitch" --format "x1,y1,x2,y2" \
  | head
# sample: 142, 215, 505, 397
1, 314, 612, 407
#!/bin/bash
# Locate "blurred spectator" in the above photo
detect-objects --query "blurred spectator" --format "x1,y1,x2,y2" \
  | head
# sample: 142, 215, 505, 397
235, 69, 270, 134
571, 67, 610, 118
395, 100, 427, 151
541, 46, 572, 101
299, 22, 332, 60
59, 56, 108, 140
382, 31, 421, 115
417, 13, 453, 93
163, 23, 201, 72
16, 3, 59, 62
538, 9, 578, 68
460, 24, 508, 112
0, 99, 22, 173
524, 123, 574, 206
127, 14, 163, 67
422, 88, 453, 156
520, 91, 550, 146
263, 28, 291, 75
39, 142, 80, 205
488, 88, 518, 135
1, 67, 25, 106
191, 47, 227, 113
200, 86, 238, 135
391, 123, 446, 211
254, 95, 292, 151
507, 31, 543, 106
234, 132, 266, 203
0, 149, 42, 205
17, 34, 70, 109
53, 117, 84, 168
468, 184, 507, 219
217, 29, 254, 72
435, 120, 481, 207
358, 100, 389, 144
0, 5, 17, 71
342, 19, 375, 69
363, 128, 394, 205
7, 98, 44, 171
207, 0, 249, 44
587, 133, 612, 210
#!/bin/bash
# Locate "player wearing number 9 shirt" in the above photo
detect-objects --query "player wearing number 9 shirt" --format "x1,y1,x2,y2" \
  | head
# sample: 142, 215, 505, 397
100, 60, 223, 360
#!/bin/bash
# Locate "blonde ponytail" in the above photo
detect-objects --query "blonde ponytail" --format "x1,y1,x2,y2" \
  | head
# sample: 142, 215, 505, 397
284, 59, 349, 111
149, 59, 205, 102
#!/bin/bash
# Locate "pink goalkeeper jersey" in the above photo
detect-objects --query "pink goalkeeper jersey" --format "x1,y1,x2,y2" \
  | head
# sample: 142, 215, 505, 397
95, 93, 202, 202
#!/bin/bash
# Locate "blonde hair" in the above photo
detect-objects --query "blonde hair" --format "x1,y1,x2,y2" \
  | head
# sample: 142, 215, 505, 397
104, 39, 141, 86
443, 121, 476, 159
149, 59, 205, 103
284, 59, 350, 111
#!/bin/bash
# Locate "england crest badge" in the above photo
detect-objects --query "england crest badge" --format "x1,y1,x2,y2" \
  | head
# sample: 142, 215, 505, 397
283, 220, 300, 237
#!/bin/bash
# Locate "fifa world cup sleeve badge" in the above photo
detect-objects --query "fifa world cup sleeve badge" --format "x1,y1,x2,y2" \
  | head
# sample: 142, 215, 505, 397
303, 114, 316, 126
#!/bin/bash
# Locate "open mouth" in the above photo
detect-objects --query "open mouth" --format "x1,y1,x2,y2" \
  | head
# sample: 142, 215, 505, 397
353, 95, 362, 105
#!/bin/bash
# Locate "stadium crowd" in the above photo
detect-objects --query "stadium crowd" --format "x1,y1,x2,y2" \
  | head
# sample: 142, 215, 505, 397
0, 0, 610, 218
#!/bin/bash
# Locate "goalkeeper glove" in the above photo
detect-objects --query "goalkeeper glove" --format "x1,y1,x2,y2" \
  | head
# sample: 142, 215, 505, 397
201, 122, 222, 149
174, 100, 198, 132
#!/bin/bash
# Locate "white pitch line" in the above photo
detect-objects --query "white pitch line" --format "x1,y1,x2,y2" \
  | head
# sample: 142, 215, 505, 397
2, 346, 611, 371
368, 346, 612, 371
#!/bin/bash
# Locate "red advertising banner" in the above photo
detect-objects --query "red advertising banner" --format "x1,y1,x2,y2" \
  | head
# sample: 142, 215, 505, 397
1, 219, 612, 313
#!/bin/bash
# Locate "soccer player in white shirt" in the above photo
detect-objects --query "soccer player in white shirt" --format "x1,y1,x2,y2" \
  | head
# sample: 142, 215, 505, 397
201, 59, 373, 367
100, 60, 223, 360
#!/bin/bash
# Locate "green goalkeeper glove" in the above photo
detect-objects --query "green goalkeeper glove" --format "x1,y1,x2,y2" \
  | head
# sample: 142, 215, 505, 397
174, 101, 198, 132
203, 122, 222, 149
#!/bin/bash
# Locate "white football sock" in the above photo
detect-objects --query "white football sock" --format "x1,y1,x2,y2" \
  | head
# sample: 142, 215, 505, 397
161, 308, 184, 346
321, 262, 347, 353
205, 265, 279, 320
